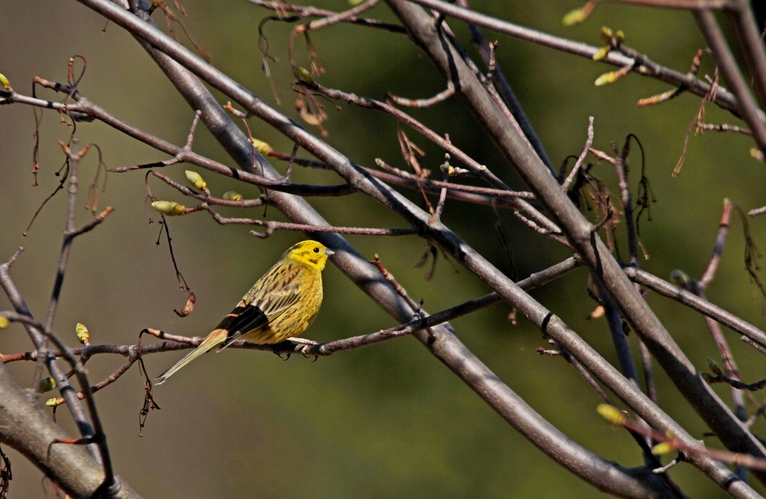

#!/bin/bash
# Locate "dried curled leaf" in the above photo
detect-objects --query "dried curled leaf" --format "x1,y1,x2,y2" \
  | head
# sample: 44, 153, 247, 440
174, 292, 196, 318
587, 304, 605, 320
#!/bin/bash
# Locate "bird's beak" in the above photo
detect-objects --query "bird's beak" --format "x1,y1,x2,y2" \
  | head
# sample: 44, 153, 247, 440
325, 248, 336, 256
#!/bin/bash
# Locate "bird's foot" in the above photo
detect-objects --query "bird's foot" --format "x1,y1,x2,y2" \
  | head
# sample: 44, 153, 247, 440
289, 337, 318, 345
289, 337, 319, 359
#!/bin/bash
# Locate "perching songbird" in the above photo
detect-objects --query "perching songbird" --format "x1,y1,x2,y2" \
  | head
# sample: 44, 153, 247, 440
156, 240, 334, 384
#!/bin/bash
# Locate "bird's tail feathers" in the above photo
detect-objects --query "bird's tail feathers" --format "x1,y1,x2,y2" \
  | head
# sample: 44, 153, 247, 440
215, 332, 243, 353
156, 329, 228, 385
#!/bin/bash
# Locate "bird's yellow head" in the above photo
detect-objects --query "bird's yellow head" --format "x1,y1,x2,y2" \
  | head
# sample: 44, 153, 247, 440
285, 240, 335, 271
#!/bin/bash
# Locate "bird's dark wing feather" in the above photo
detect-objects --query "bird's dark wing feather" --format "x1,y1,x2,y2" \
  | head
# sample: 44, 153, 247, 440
226, 304, 268, 338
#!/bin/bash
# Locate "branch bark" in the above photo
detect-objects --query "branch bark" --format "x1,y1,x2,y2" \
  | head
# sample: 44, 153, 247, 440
0, 361, 138, 498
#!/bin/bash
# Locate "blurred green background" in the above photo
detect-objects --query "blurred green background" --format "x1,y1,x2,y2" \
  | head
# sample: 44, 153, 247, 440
2, 0, 766, 497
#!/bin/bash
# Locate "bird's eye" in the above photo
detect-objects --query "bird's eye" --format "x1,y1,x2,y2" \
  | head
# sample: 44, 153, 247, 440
313, 247, 319, 253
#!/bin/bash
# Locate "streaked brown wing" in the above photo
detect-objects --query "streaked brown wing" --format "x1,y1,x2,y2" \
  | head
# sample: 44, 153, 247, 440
220, 263, 303, 346
251, 263, 303, 317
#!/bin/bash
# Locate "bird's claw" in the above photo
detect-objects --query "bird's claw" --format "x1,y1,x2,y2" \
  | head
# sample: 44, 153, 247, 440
275, 351, 291, 361
298, 344, 319, 361
289, 337, 319, 359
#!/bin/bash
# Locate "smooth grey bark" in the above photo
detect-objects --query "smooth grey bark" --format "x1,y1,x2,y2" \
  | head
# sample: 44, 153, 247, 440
0, 361, 139, 498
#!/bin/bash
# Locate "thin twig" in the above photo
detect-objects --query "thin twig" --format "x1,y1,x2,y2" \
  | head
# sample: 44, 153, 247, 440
700, 199, 733, 288
247, 0, 406, 33
624, 267, 766, 348
562, 117, 594, 191
389, 82, 455, 107
44, 140, 116, 486
697, 123, 752, 135
298, 0, 381, 33
694, 10, 766, 154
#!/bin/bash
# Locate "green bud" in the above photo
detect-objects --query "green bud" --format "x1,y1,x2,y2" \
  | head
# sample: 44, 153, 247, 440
38, 377, 57, 393
596, 404, 625, 426
249, 138, 273, 155
46, 397, 64, 407
151, 201, 186, 216
223, 191, 243, 202
592, 46, 610, 61
669, 270, 689, 287
185, 170, 207, 191
298, 67, 313, 83
651, 442, 674, 455
594, 71, 617, 86
76, 323, 90, 344
706, 358, 722, 376
562, 7, 587, 26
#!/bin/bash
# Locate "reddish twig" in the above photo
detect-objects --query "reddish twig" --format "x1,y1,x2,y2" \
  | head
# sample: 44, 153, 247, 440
562, 117, 594, 191
247, 0, 406, 33
389, 82, 455, 107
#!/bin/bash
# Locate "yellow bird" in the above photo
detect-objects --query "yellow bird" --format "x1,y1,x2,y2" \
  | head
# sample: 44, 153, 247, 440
156, 240, 334, 384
